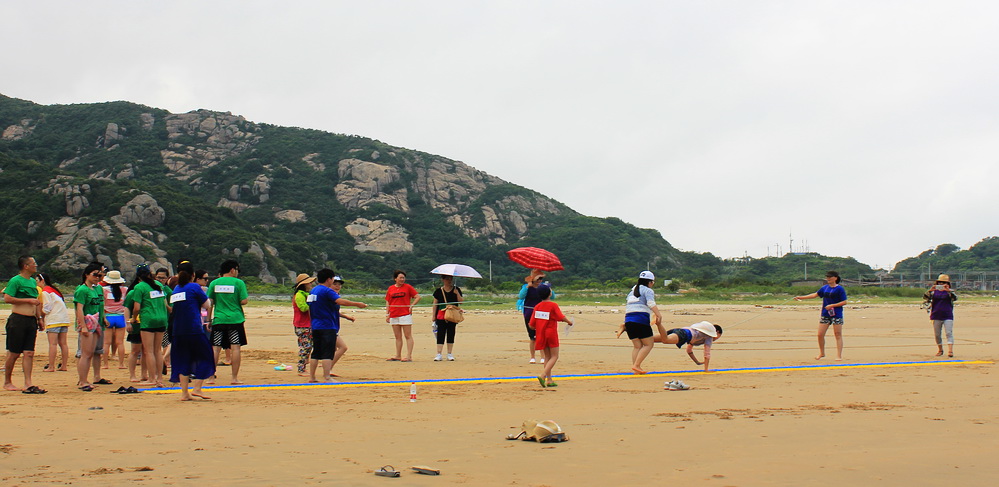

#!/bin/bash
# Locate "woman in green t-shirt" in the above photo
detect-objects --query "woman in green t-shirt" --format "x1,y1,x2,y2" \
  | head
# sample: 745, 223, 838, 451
74, 262, 108, 391
131, 265, 171, 388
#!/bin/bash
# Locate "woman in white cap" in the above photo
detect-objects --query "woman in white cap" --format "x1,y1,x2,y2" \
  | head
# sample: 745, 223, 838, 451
292, 273, 317, 376
102, 270, 129, 370
923, 274, 957, 357
616, 271, 664, 374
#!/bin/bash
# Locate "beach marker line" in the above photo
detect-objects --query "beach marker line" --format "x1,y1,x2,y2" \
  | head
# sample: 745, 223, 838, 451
139, 359, 991, 394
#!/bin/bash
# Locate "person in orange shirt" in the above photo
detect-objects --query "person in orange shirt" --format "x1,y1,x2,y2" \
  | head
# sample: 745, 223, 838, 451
528, 287, 573, 388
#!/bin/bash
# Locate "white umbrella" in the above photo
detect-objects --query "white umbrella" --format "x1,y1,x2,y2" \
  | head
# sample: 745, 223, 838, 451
430, 264, 483, 279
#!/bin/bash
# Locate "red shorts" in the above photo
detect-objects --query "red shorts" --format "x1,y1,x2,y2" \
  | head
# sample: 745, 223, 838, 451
534, 325, 559, 350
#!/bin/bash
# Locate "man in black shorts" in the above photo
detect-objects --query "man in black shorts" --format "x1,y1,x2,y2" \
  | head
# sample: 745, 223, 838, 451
4, 256, 46, 394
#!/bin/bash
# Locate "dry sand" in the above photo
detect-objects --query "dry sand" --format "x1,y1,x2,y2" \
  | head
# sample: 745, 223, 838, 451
1, 300, 996, 486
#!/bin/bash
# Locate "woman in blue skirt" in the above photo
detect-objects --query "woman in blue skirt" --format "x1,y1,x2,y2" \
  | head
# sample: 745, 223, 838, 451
169, 262, 216, 400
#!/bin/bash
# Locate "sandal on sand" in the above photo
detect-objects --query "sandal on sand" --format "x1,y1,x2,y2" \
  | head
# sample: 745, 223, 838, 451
110, 386, 128, 394
537, 376, 547, 388
22, 385, 47, 394
375, 465, 400, 477
95, 378, 113, 385
412, 466, 440, 475
546, 381, 557, 387
79, 385, 94, 392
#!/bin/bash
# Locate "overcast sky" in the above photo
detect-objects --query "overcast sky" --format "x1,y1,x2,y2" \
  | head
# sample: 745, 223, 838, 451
7, 1, 997, 270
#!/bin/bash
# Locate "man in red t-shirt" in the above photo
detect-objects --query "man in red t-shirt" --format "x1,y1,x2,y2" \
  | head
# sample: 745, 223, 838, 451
528, 287, 573, 388
384, 270, 421, 362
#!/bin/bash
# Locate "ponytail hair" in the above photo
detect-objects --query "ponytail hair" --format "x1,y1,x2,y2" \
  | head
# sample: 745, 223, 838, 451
81, 262, 103, 284
37, 272, 63, 299
633, 278, 653, 298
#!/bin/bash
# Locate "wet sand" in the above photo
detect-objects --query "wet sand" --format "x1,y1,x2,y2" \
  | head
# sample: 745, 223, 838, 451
1, 300, 996, 485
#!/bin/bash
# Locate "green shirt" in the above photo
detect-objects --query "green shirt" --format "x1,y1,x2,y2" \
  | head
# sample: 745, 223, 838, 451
132, 281, 169, 329
74, 283, 106, 328
3, 274, 39, 299
208, 276, 248, 325
123, 289, 137, 325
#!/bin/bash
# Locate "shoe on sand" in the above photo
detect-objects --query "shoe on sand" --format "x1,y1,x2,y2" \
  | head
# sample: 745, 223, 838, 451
447, 354, 455, 361
434, 354, 443, 362
375, 465, 400, 477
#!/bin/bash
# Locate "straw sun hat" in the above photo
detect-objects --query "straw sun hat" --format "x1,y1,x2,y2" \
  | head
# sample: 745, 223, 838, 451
936, 274, 951, 283
104, 270, 126, 284
294, 273, 316, 287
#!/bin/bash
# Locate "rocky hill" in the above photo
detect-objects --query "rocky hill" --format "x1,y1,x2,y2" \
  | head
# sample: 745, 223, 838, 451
0, 94, 691, 285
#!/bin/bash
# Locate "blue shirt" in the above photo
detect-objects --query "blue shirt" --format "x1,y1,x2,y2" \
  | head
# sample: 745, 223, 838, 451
170, 283, 208, 336
818, 284, 847, 319
309, 284, 342, 331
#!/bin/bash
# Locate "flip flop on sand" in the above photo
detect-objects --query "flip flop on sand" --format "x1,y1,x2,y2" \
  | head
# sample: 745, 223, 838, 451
374, 465, 400, 477
22, 385, 47, 394
537, 376, 547, 387
412, 466, 440, 475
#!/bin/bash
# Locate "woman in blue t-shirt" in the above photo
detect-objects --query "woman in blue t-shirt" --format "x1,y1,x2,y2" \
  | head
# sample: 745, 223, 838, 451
795, 271, 848, 361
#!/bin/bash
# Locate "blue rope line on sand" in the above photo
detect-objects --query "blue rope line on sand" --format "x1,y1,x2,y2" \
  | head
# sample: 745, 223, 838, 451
138, 359, 981, 392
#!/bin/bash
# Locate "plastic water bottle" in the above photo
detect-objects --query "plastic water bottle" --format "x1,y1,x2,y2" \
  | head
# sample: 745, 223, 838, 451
410, 382, 417, 402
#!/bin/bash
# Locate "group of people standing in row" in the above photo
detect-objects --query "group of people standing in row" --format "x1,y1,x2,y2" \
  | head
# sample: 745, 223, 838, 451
3, 255, 250, 400
5, 257, 961, 395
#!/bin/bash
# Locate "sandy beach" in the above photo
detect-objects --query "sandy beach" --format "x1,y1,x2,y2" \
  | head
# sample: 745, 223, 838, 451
1, 300, 996, 486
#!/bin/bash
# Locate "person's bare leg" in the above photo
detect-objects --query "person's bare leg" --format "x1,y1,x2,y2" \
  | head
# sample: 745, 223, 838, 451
102, 328, 112, 369
229, 344, 242, 384
128, 343, 141, 382
77, 334, 96, 386
832, 324, 844, 360
4, 352, 21, 390
141, 332, 158, 385
321, 359, 334, 381
45, 333, 58, 372
332, 338, 347, 367
179, 375, 193, 401
542, 347, 559, 382
115, 329, 126, 368
21, 351, 35, 389
58, 333, 69, 370
91, 351, 103, 383
530, 338, 537, 360
403, 326, 414, 361
308, 358, 319, 382
632, 337, 654, 374
816, 323, 830, 360
191, 378, 210, 399
391, 325, 403, 360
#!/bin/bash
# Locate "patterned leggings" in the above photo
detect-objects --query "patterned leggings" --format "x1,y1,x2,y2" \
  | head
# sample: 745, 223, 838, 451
295, 327, 313, 373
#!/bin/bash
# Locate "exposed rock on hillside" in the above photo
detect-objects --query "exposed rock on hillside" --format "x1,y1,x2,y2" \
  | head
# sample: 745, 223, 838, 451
119, 193, 165, 227
335, 159, 409, 212
2, 119, 35, 140
345, 218, 413, 253
162, 110, 261, 179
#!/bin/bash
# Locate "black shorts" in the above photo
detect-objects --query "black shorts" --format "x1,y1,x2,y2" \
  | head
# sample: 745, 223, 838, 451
666, 328, 692, 348
522, 314, 536, 340
625, 322, 654, 340
5, 313, 38, 353
126, 331, 143, 344
211, 322, 248, 349
311, 329, 338, 360
141, 327, 167, 334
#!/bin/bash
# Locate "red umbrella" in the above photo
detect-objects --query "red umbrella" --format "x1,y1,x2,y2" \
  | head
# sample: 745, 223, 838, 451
506, 247, 564, 271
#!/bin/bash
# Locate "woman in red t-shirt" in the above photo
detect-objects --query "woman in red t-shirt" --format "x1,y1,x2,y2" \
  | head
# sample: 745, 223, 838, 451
384, 270, 421, 362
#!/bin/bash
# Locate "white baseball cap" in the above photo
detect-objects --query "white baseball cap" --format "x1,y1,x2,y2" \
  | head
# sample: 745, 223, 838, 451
639, 270, 655, 280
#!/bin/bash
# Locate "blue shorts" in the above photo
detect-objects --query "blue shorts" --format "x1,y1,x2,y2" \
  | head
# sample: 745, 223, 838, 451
106, 315, 126, 329
666, 328, 692, 348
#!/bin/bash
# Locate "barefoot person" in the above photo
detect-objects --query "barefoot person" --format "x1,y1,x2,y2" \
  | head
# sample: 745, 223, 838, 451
169, 262, 215, 401
384, 270, 420, 362
653, 321, 723, 372
923, 274, 958, 357
617, 271, 664, 374
102, 270, 128, 369
3, 256, 46, 393
795, 271, 848, 361
74, 262, 110, 391
37, 272, 70, 374
207, 260, 248, 384
528, 287, 573, 387
308, 270, 367, 382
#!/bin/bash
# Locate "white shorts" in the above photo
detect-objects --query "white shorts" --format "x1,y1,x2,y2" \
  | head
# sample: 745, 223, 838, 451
388, 315, 414, 325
